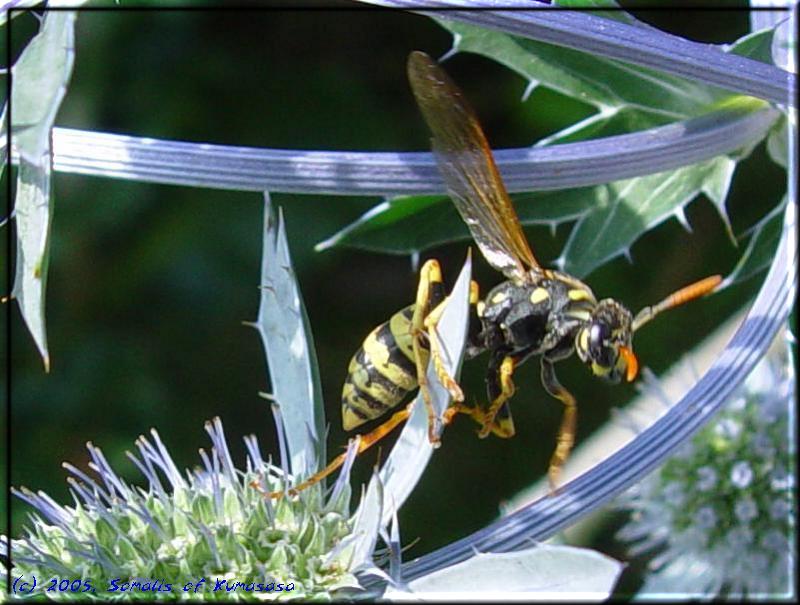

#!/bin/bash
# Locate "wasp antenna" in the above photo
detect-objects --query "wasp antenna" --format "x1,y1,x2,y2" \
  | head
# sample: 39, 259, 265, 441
633, 275, 722, 332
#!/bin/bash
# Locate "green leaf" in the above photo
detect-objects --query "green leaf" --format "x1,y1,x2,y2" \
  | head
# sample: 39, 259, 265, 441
318, 189, 596, 256
728, 27, 776, 64
724, 195, 786, 287
387, 544, 622, 598
767, 115, 788, 169
559, 156, 736, 278
439, 19, 725, 120
255, 193, 325, 478
535, 105, 673, 147
315, 195, 447, 253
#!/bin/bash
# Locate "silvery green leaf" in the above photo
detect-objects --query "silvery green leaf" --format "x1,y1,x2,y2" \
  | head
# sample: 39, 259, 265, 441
345, 471, 384, 573
256, 193, 325, 477
11, 11, 75, 162
7, 10, 76, 369
11, 152, 53, 370
385, 544, 622, 600
375, 254, 471, 527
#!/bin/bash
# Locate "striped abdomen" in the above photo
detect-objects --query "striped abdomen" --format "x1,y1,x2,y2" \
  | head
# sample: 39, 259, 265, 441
342, 306, 424, 430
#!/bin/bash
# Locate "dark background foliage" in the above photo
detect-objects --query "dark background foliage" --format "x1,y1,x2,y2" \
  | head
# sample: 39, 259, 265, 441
4, 0, 783, 571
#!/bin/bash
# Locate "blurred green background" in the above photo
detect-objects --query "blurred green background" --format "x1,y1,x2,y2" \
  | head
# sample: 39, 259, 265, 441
4, 0, 785, 578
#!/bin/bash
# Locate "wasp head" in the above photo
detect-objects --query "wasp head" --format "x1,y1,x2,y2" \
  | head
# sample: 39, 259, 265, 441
575, 299, 638, 384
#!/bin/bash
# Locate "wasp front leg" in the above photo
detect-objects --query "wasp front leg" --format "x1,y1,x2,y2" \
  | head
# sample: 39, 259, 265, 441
541, 357, 577, 492
410, 260, 465, 446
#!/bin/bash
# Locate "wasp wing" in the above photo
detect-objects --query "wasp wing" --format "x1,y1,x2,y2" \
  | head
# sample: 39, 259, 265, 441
407, 51, 542, 283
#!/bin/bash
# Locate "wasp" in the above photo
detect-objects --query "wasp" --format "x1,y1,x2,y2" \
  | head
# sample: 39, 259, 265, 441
271, 51, 720, 498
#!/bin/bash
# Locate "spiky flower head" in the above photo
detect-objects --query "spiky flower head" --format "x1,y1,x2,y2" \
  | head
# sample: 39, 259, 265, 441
4, 418, 365, 600
617, 346, 795, 599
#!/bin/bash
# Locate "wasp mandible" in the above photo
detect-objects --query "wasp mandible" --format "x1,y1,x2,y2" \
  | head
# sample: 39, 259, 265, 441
271, 51, 720, 498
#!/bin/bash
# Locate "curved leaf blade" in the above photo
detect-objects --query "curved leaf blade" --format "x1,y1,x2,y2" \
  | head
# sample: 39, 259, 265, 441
10, 153, 53, 370
256, 193, 325, 477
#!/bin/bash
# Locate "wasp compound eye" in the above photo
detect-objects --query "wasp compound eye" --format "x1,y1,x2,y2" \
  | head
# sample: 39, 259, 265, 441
589, 323, 608, 353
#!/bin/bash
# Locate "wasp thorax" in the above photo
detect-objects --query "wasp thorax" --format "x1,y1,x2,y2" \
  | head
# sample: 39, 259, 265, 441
576, 299, 635, 384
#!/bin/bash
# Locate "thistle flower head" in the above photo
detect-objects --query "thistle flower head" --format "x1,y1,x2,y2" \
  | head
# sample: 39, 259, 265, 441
617, 347, 795, 598
4, 418, 365, 600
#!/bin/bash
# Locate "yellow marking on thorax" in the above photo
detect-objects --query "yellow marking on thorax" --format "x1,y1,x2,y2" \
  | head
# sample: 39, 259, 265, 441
568, 288, 594, 302
476, 301, 486, 318
491, 291, 508, 304
565, 308, 592, 321
530, 287, 549, 304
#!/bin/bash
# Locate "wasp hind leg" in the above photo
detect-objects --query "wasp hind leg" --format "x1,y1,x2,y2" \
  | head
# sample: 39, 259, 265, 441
265, 403, 414, 499
541, 358, 577, 493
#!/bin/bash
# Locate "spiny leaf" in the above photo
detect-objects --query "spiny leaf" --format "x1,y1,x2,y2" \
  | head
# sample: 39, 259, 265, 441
558, 156, 736, 278
256, 193, 325, 478
438, 18, 726, 120
317, 189, 596, 256
723, 195, 786, 287
346, 471, 383, 573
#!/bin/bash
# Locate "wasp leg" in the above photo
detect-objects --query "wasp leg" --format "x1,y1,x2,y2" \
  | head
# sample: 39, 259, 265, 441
442, 400, 482, 426
413, 272, 483, 444
423, 298, 465, 399
410, 259, 453, 446
541, 358, 577, 493
266, 403, 413, 499
477, 353, 517, 439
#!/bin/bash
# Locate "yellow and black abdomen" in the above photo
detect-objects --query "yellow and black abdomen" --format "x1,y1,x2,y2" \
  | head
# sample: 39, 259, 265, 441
342, 306, 422, 430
